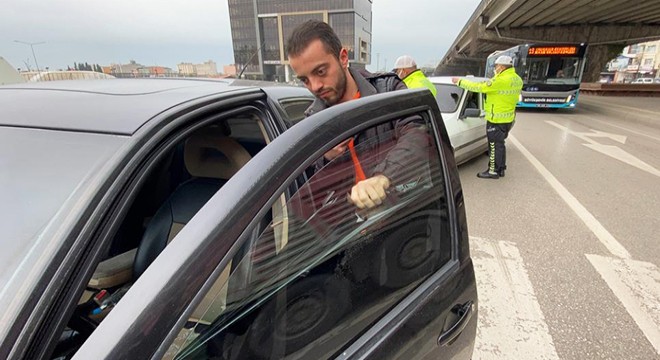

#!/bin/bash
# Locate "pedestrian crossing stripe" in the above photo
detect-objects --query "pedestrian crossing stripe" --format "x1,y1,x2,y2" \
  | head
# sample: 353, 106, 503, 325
586, 254, 660, 355
470, 236, 559, 360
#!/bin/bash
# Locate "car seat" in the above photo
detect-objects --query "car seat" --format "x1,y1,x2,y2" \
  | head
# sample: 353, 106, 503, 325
84, 125, 252, 298
133, 126, 252, 277
61, 125, 253, 354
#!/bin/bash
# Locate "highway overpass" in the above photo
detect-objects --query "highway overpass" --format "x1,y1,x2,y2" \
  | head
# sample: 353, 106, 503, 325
435, 0, 660, 81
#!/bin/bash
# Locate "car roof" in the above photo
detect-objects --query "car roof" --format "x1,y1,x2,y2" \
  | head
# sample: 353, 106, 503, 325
428, 76, 490, 85
0, 78, 308, 135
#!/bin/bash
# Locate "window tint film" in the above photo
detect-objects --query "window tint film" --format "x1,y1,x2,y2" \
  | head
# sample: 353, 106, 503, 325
434, 84, 464, 113
164, 112, 452, 359
465, 91, 479, 110
279, 99, 314, 126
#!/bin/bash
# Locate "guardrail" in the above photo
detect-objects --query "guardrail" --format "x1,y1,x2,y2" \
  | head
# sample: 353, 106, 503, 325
580, 83, 660, 97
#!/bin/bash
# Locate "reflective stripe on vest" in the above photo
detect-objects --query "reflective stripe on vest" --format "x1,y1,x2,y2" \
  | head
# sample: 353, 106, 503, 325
491, 111, 516, 119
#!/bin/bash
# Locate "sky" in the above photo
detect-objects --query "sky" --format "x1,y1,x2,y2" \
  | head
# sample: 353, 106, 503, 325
0, 0, 481, 72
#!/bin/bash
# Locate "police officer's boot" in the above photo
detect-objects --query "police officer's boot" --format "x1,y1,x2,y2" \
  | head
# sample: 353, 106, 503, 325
477, 170, 499, 179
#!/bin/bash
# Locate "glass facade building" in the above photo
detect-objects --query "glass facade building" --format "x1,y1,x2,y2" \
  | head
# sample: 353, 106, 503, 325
228, 0, 372, 81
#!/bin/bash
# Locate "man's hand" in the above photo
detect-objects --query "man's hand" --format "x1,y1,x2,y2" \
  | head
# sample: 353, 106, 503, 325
349, 174, 390, 209
451, 77, 460, 84
324, 139, 351, 161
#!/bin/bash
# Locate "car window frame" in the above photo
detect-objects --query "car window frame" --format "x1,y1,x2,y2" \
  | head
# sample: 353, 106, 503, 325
165, 108, 457, 359
71, 88, 460, 360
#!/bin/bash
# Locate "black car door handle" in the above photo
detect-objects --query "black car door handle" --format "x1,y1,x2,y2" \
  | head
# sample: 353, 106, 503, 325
437, 300, 474, 347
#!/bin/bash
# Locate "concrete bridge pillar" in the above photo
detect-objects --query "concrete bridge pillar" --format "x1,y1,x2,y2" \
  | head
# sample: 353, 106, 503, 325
583, 44, 625, 83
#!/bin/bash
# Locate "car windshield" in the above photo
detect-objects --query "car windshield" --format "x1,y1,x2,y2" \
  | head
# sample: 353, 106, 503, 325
434, 84, 465, 113
0, 127, 126, 311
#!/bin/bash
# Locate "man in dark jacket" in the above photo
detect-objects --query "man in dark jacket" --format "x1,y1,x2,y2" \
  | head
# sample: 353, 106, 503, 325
287, 20, 428, 210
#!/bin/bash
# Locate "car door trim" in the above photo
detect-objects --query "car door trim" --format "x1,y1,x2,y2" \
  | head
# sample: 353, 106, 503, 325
335, 259, 461, 360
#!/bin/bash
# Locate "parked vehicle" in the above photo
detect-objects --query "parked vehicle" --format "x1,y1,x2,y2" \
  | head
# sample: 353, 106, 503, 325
428, 76, 489, 165
0, 79, 477, 360
632, 77, 654, 84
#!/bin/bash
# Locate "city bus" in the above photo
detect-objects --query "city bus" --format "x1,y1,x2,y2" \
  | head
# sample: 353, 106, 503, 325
485, 43, 588, 109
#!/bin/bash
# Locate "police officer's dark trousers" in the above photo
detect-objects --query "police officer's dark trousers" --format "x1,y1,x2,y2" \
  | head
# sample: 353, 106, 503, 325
486, 121, 513, 174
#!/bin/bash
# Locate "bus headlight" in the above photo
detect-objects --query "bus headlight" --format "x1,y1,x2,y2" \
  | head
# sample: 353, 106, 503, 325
519, 94, 523, 102
566, 95, 573, 103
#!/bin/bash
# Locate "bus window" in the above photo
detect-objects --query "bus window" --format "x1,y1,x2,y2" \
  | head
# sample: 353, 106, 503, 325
528, 59, 549, 82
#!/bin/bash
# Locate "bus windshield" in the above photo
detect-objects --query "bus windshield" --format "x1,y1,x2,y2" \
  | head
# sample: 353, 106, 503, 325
526, 57, 583, 85
485, 43, 587, 108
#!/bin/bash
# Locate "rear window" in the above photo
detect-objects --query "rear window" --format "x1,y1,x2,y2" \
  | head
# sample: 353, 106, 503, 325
434, 84, 464, 113
279, 98, 314, 125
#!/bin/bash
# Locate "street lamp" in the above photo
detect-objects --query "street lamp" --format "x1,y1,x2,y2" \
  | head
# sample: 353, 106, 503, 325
14, 40, 45, 75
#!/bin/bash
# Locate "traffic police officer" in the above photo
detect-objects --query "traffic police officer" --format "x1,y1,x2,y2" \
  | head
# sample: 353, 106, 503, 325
452, 55, 523, 179
393, 55, 437, 96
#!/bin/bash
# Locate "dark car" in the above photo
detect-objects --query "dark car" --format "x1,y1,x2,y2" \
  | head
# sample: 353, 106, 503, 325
0, 78, 477, 360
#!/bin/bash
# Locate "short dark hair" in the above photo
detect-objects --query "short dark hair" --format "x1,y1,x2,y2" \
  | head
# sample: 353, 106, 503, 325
286, 20, 342, 59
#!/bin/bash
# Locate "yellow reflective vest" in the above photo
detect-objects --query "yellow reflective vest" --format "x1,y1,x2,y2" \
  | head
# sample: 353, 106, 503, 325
402, 69, 437, 97
457, 67, 523, 123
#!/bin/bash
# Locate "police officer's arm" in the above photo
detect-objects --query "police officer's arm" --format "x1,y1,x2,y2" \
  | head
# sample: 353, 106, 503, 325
455, 77, 503, 94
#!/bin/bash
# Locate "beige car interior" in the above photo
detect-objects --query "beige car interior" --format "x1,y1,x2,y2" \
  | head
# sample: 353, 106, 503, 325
80, 124, 253, 309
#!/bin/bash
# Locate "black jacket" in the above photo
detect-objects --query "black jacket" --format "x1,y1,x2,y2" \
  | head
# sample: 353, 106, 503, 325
305, 68, 430, 187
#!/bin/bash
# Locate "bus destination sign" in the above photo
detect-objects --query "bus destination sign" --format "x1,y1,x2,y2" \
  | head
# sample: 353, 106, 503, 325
528, 46, 578, 56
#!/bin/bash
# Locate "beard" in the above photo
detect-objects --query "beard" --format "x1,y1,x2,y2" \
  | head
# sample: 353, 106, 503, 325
319, 66, 347, 107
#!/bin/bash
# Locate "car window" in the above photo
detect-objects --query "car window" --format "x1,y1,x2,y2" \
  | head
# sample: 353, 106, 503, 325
52, 108, 273, 359
279, 98, 314, 125
434, 83, 464, 113
465, 91, 479, 110
163, 112, 452, 359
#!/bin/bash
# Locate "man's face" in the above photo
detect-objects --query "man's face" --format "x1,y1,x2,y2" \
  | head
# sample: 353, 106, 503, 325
494, 64, 506, 74
289, 39, 349, 106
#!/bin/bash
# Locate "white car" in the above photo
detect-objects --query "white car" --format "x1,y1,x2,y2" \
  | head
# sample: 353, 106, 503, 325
428, 76, 489, 165
631, 77, 653, 84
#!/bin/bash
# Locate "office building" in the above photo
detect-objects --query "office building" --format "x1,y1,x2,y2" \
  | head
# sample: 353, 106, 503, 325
228, 0, 372, 81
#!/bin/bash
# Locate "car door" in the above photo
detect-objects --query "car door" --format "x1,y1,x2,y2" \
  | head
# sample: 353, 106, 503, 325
73, 88, 477, 360
452, 90, 487, 164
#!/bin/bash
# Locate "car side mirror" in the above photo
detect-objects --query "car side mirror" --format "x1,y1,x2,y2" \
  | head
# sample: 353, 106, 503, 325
461, 108, 481, 119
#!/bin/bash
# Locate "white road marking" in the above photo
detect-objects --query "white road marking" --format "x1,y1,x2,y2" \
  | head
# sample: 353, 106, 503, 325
575, 113, 660, 143
546, 120, 660, 178
546, 120, 627, 144
470, 236, 559, 360
509, 135, 631, 259
586, 254, 660, 355
582, 129, 627, 144
583, 144, 660, 177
